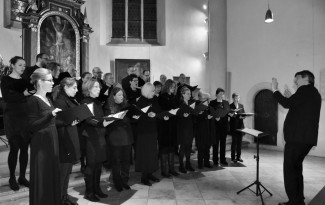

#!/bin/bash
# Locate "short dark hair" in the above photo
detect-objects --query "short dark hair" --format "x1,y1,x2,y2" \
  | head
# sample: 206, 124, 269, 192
216, 88, 225, 95
295, 70, 315, 85
81, 72, 91, 79
36, 53, 47, 61
129, 74, 138, 82
153, 81, 162, 87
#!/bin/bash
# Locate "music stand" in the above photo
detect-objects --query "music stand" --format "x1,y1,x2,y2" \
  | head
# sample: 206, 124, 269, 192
236, 128, 272, 205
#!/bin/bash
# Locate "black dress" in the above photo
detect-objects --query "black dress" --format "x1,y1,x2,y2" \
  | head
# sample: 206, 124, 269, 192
0, 76, 29, 140
134, 96, 160, 173
157, 92, 178, 153
27, 96, 61, 205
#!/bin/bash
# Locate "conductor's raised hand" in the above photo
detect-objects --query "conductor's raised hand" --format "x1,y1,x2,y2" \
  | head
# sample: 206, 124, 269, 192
103, 120, 114, 127
52, 108, 62, 117
148, 112, 156, 118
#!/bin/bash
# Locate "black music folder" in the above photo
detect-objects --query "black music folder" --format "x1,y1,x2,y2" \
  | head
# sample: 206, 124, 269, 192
57, 104, 93, 124
127, 104, 151, 116
192, 101, 209, 115
209, 106, 229, 118
156, 108, 179, 119
102, 110, 128, 121
176, 104, 194, 116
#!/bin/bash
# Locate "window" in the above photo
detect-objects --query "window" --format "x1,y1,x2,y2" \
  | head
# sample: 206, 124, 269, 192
112, 0, 157, 44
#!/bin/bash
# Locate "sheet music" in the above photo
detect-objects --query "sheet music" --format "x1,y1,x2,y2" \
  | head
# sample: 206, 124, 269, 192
86, 103, 94, 115
141, 105, 151, 113
169, 108, 179, 115
239, 128, 263, 137
107, 110, 128, 119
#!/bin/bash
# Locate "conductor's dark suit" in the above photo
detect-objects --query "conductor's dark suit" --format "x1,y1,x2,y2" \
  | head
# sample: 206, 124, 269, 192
273, 84, 321, 205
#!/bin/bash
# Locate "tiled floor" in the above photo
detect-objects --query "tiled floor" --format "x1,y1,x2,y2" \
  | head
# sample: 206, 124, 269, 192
2, 147, 325, 205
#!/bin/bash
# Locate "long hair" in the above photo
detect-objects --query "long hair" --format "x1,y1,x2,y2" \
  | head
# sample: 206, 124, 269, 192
180, 86, 190, 102
106, 87, 127, 114
52, 77, 76, 101
82, 78, 99, 97
161, 79, 176, 94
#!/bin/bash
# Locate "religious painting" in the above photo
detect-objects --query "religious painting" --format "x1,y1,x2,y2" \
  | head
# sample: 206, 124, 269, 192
115, 59, 150, 84
38, 12, 80, 77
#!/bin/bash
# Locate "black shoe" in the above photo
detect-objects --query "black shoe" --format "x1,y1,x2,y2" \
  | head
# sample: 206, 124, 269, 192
95, 190, 108, 198
141, 178, 152, 186
231, 158, 237, 163
179, 166, 187, 173
161, 172, 172, 178
9, 178, 19, 191
18, 177, 30, 187
122, 183, 131, 190
169, 170, 180, 176
84, 193, 100, 202
185, 164, 195, 172
204, 163, 213, 168
115, 183, 123, 192
62, 194, 78, 205
213, 161, 219, 166
148, 174, 160, 182
236, 158, 244, 162
278, 202, 288, 205
220, 160, 228, 166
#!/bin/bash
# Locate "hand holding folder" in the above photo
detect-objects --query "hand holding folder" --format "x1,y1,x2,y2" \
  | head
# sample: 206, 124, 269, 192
102, 110, 128, 121
156, 108, 179, 119
57, 104, 94, 124
209, 106, 229, 118
176, 104, 193, 116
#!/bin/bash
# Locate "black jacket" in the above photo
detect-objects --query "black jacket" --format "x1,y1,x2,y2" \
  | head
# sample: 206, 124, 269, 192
273, 84, 321, 146
54, 91, 81, 163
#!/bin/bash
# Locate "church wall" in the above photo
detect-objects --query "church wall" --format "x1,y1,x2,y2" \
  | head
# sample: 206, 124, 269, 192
227, 0, 325, 157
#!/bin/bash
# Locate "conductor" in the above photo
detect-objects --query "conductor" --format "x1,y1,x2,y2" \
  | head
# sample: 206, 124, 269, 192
272, 70, 321, 205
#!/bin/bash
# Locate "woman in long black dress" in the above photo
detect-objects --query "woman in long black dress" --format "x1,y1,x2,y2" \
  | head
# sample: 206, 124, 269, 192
0, 56, 31, 191
27, 68, 62, 205
103, 87, 134, 191
81, 78, 112, 202
135, 82, 160, 186
53, 77, 80, 205
195, 92, 214, 169
177, 86, 195, 173
158, 79, 179, 177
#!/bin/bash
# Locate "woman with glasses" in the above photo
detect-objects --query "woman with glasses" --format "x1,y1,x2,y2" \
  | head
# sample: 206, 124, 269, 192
0, 56, 31, 191
27, 68, 62, 205
81, 78, 113, 202
53, 77, 80, 205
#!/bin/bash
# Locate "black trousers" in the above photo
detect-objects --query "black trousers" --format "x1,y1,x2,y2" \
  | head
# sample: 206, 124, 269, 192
111, 145, 131, 185
197, 145, 211, 166
231, 132, 243, 159
213, 130, 227, 163
283, 143, 312, 205
59, 163, 72, 197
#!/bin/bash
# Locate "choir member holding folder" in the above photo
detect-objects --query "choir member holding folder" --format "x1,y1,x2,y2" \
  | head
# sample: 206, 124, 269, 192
176, 86, 195, 173
229, 93, 245, 163
53, 77, 81, 205
157, 79, 180, 177
103, 87, 134, 192
195, 92, 214, 169
135, 83, 161, 186
27, 68, 62, 205
209, 88, 232, 166
80, 78, 113, 202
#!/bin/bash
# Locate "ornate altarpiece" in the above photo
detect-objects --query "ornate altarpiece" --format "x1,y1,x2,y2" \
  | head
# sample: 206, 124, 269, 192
5, 0, 93, 76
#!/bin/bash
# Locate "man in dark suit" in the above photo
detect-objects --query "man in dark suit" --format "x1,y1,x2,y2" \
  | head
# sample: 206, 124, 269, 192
22, 53, 49, 92
272, 70, 321, 205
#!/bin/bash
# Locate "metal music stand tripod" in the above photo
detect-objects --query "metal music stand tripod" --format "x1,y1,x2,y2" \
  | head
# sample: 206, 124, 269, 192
236, 128, 272, 205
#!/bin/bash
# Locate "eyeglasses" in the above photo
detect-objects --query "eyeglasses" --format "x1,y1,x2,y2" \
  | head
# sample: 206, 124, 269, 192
42, 79, 53, 83
132, 79, 139, 82
41, 57, 49, 60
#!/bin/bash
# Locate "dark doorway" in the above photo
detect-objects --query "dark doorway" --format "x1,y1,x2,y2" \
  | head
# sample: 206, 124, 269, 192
254, 89, 278, 145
